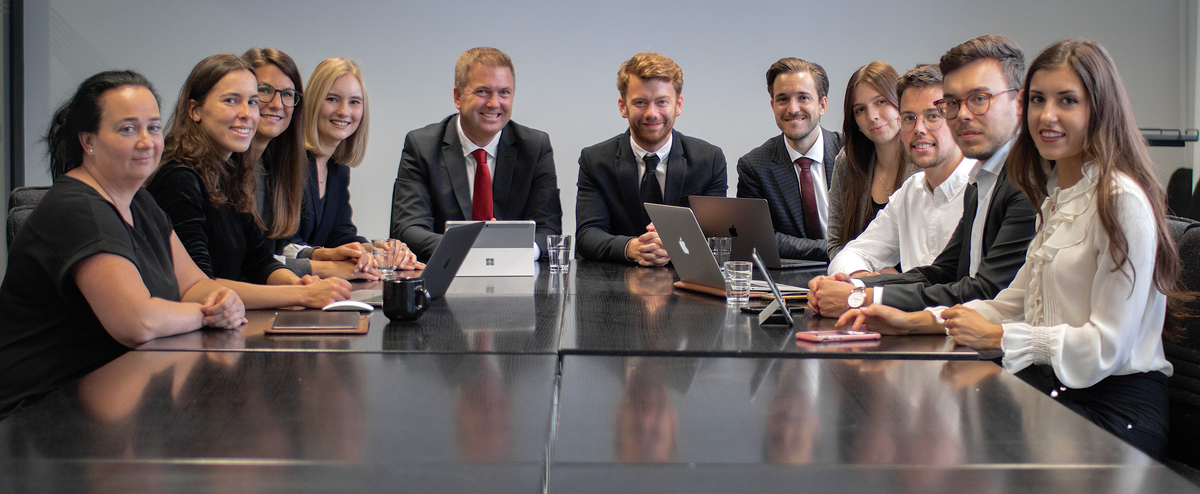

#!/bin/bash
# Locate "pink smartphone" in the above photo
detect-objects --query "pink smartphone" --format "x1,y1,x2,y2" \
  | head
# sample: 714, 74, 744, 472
795, 330, 881, 342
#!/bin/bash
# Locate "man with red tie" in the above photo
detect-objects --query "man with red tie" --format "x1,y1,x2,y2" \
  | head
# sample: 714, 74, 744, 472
736, 58, 844, 261
391, 47, 562, 261
576, 52, 728, 266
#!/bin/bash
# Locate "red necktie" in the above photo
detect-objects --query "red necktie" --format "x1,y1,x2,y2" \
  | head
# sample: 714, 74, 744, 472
797, 157, 824, 239
472, 148, 492, 221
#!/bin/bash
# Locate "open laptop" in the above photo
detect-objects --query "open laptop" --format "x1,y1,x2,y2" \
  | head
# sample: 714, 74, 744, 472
688, 196, 827, 270
445, 220, 536, 276
645, 203, 806, 293
351, 221, 486, 306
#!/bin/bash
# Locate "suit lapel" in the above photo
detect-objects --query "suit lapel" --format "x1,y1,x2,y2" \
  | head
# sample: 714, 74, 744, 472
820, 128, 837, 187
442, 115, 472, 218
314, 162, 341, 242
771, 136, 806, 232
957, 182, 980, 276
491, 125, 516, 217
663, 131, 686, 205
615, 132, 645, 226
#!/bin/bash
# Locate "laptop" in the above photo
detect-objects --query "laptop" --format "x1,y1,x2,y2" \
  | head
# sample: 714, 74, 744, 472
688, 196, 827, 270
645, 203, 806, 293
351, 221, 486, 305
445, 220, 536, 276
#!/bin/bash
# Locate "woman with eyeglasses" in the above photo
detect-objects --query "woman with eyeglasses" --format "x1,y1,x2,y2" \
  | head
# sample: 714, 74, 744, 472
241, 48, 382, 280
147, 53, 351, 307
837, 40, 1188, 457
300, 58, 420, 272
827, 61, 914, 261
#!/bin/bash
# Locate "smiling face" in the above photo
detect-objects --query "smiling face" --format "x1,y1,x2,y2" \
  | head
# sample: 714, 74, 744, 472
188, 69, 260, 159
253, 63, 295, 142
851, 82, 901, 146
771, 71, 827, 153
454, 64, 513, 147
316, 74, 364, 154
941, 58, 1022, 161
619, 76, 682, 152
80, 85, 164, 186
900, 86, 960, 171
1027, 64, 1090, 170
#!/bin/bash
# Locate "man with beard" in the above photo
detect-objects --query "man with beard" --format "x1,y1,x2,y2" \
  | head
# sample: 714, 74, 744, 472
736, 58, 844, 261
576, 52, 727, 265
827, 64, 975, 277
809, 35, 1037, 317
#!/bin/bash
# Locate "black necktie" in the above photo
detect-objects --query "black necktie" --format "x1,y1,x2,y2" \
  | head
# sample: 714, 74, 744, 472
640, 153, 663, 205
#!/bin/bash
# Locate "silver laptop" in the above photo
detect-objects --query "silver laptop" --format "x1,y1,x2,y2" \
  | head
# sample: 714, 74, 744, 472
645, 203, 806, 293
688, 196, 827, 270
445, 220, 536, 277
352, 221, 486, 305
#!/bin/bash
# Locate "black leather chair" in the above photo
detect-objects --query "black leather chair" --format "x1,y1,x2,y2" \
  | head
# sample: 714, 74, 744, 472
1166, 215, 1200, 467
6, 185, 51, 248
1167, 168, 1193, 217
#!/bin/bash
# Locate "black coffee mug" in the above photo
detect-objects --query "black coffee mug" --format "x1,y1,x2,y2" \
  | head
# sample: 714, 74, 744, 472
383, 278, 429, 321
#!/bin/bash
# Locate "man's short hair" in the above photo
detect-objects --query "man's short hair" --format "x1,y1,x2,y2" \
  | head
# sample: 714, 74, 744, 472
455, 47, 515, 92
939, 34, 1025, 90
617, 52, 683, 98
765, 58, 829, 98
896, 64, 943, 104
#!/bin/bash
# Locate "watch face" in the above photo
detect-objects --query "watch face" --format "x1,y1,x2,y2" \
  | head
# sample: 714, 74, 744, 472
847, 289, 866, 309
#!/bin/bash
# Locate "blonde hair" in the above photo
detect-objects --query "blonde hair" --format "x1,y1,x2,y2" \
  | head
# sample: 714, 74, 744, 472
617, 52, 683, 97
455, 47, 515, 92
303, 57, 369, 167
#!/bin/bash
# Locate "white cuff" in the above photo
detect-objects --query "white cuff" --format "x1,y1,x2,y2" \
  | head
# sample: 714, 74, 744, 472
926, 307, 949, 335
849, 278, 865, 288
871, 286, 883, 305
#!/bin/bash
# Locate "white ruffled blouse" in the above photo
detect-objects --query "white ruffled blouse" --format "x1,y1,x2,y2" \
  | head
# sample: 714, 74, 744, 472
941, 163, 1172, 388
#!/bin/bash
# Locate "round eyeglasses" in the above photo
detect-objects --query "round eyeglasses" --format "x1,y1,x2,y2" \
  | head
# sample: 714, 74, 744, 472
935, 88, 1018, 119
899, 111, 945, 132
257, 84, 301, 108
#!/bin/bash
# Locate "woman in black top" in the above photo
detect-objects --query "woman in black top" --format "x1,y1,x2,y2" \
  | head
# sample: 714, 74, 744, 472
147, 54, 352, 308
0, 71, 245, 418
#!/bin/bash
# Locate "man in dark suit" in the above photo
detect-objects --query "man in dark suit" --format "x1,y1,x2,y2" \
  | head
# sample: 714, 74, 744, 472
737, 58, 843, 261
390, 47, 562, 261
576, 52, 727, 265
809, 35, 1037, 317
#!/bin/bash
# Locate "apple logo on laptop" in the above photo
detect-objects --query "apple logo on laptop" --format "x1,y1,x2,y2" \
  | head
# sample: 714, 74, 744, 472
678, 237, 690, 254
729, 225, 738, 238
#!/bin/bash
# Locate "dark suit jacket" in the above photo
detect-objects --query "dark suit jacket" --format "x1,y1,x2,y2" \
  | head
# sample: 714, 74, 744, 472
861, 168, 1037, 310
292, 156, 367, 250
390, 114, 563, 261
736, 128, 843, 261
576, 130, 728, 264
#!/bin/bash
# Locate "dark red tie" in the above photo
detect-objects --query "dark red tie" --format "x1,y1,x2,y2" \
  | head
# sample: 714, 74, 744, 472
797, 157, 824, 239
472, 149, 492, 221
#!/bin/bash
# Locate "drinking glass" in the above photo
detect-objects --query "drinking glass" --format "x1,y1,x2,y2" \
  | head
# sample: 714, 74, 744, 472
707, 236, 732, 268
724, 260, 752, 305
548, 234, 572, 271
371, 238, 397, 277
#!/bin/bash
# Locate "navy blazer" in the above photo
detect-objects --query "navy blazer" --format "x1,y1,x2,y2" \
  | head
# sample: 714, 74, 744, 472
576, 129, 728, 264
735, 128, 843, 261
390, 114, 563, 261
291, 156, 366, 250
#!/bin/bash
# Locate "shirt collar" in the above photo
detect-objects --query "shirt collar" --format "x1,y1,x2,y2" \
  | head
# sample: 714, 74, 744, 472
967, 138, 1015, 183
785, 129, 825, 164
630, 133, 673, 165
456, 115, 502, 159
928, 156, 976, 199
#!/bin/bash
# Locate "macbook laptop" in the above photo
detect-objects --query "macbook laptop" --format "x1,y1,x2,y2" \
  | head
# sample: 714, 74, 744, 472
352, 221, 486, 305
645, 203, 806, 293
445, 220, 536, 276
688, 195, 827, 270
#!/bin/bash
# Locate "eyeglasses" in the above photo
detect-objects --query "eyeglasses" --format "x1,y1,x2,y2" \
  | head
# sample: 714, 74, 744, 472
935, 88, 1018, 119
257, 84, 301, 108
900, 111, 945, 132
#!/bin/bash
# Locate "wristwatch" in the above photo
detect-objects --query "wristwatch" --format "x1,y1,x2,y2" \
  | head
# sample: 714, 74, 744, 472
847, 286, 866, 309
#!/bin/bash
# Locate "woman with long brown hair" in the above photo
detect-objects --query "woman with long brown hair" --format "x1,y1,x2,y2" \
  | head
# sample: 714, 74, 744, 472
837, 40, 1186, 457
827, 61, 911, 260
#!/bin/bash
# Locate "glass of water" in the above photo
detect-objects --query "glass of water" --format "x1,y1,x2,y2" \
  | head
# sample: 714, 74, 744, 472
371, 238, 398, 277
724, 260, 752, 305
707, 236, 732, 268
548, 234, 572, 271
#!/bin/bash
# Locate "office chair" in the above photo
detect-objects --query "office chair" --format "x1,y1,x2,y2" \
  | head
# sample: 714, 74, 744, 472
6, 186, 51, 248
1167, 168, 1192, 217
1166, 215, 1200, 468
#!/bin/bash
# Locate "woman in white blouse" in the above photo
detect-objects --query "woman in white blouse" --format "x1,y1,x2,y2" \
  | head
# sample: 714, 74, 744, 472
836, 39, 1187, 457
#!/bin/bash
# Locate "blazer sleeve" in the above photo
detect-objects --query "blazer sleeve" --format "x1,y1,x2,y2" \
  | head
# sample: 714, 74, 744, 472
391, 131, 443, 261
326, 164, 366, 248
524, 132, 563, 259
147, 164, 215, 278
575, 149, 636, 264
826, 150, 849, 258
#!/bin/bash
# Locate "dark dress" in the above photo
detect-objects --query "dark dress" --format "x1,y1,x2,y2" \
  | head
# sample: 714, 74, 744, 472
147, 161, 284, 284
0, 176, 179, 418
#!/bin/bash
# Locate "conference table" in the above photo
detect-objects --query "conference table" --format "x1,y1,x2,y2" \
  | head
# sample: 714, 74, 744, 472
0, 260, 1196, 493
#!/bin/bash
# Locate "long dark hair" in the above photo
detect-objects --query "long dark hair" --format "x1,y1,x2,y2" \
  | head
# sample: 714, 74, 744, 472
46, 70, 160, 179
1008, 39, 1190, 322
243, 47, 305, 239
838, 61, 907, 242
159, 54, 260, 221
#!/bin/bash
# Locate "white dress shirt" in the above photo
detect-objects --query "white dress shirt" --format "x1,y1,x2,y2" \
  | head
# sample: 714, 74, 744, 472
631, 134, 673, 198
828, 157, 975, 275
967, 139, 1013, 276
456, 116, 501, 196
931, 164, 1172, 388
786, 131, 829, 235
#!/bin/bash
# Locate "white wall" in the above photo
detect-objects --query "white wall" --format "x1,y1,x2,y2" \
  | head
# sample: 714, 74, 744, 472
23, 0, 1190, 239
